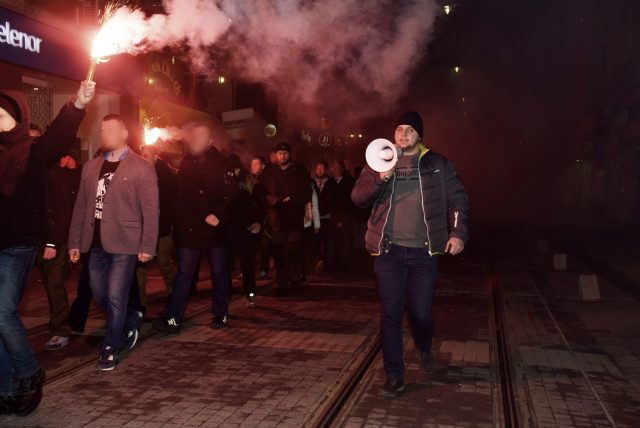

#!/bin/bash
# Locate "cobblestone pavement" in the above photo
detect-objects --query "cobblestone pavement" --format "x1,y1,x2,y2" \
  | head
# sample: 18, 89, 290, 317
2, 272, 382, 427
497, 251, 640, 428
335, 260, 495, 428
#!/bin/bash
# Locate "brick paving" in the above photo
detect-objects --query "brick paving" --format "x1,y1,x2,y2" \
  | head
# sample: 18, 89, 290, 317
6, 241, 638, 427
336, 260, 495, 428
498, 253, 640, 428
1, 275, 382, 427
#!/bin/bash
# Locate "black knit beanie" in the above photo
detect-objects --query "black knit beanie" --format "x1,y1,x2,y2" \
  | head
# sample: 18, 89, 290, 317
396, 111, 423, 139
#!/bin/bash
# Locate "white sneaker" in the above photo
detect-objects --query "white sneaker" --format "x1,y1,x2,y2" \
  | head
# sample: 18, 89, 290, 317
44, 336, 70, 351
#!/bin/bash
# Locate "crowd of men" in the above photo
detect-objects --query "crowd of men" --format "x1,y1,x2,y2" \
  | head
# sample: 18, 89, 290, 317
0, 80, 470, 414
0, 79, 375, 415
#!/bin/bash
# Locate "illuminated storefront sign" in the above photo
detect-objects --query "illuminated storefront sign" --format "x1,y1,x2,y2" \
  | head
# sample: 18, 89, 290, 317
0, 21, 42, 53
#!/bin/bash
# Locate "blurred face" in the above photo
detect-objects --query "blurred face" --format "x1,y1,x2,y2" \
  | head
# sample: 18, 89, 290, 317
140, 146, 158, 164
0, 107, 17, 132
315, 163, 326, 178
100, 119, 129, 151
188, 125, 212, 156
250, 158, 264, 176
269, 152, 277, 164
59, 155, 77, 170
394, 125, 420, 150
276, 150, 290, 166
331, 162, 344, 178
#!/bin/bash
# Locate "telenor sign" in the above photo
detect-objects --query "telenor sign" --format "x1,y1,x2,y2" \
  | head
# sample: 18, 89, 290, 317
0, 21, 42, 53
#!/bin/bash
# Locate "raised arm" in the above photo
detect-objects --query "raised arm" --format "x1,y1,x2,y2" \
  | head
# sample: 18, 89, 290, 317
33, 82, 95, 168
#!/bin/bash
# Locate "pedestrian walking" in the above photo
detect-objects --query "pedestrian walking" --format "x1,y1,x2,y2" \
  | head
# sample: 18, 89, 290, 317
152, 123, 232, 333
68, 114, 159, 371
0, 81, 95, 414
41, 151, 81, 351
352, 111, 470, 398
263, 142, 312, 296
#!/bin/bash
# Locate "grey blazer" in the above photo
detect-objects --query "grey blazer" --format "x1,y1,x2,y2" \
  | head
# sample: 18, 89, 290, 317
68, 150, 159, 255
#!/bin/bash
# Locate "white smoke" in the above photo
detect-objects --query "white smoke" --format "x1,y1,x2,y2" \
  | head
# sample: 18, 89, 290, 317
98, 0, 439, 125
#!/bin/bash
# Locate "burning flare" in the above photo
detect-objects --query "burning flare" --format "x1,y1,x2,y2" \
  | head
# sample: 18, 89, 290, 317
143, 126, 171, 146
86, 2, 129, 81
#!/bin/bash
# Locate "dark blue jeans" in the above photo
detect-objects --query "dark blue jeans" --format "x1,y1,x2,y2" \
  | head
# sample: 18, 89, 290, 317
88, 247, 140, 352
68, 253, 93, 333
0, 246, 40, 395
168, 247, 229, 321
374, 244, 439, 380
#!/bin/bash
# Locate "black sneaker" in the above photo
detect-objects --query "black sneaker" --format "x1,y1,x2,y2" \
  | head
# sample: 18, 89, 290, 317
14, 368, 45, 416
122, 311, 144, 352
96, 347, 118, 371
211, 315, 228, 329
0, 396, 15, 415
379, 377, 405, 398
419, 350, 435, 374
152, 316, 181, 334
246, 292, 256, 308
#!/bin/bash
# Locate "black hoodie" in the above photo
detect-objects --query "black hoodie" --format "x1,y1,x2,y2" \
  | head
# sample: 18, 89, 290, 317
0, 89, 86, 250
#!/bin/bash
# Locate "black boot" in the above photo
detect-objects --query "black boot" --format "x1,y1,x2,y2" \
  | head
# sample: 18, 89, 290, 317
14, 368, 45, 416
0, 396, 15, 415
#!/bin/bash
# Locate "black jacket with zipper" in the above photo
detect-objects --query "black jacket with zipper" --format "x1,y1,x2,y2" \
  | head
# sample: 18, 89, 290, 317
351, 147, 469, 255
173, 147, 232, 249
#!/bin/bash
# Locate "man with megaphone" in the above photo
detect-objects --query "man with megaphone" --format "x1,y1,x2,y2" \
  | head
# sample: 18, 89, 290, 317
352, 111, 469, 398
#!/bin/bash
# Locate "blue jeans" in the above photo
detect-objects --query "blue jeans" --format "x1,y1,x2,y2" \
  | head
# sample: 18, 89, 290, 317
0, 246, 40, 395
88, 247, 140, 352
68, 253, 93, 333
168, 247, 229, 321
374, 244, 439, 380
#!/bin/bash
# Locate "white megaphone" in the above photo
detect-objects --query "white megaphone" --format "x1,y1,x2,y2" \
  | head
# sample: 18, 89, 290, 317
365, 138, 404, 172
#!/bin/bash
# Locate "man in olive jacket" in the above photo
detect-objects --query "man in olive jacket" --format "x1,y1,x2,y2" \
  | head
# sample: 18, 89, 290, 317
352, 111, 469, 398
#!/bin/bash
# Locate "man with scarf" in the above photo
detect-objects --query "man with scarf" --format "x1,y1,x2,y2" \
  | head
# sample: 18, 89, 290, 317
0, 81, 96, 415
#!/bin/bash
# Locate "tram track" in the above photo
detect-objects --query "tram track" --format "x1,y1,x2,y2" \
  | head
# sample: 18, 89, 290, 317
42, 280, 276, 386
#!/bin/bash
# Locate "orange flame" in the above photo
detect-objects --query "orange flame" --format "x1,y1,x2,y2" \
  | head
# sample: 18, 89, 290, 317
144, 127, 170, 146
89, 2, 130, 59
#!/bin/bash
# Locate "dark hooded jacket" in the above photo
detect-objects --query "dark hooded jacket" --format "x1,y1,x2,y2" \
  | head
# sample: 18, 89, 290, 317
0, 89, 85, 250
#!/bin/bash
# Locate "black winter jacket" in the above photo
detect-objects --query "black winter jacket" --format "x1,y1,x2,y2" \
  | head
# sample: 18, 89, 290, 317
352, 146, 469, 255
45, 165, 81, 248
155, 158, 178, 237
264, 161, 312, 232
173, 148, 232, 248
0, 92, 85, 250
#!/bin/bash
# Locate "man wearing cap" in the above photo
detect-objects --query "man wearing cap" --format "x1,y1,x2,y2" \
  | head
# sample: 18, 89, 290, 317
352, 111, 470, 398
263, 142, 312, 295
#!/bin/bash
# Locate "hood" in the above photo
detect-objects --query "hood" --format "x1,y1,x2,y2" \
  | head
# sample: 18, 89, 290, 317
0, 88, 31, 146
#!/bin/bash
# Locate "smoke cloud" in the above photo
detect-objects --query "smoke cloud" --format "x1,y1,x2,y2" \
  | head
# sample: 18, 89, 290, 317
98, 0, 439, 126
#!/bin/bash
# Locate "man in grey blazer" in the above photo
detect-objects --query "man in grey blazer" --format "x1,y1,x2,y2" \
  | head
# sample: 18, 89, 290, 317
68, 114, 159, 371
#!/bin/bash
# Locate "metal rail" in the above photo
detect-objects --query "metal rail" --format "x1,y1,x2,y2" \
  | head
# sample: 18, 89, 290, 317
490, 275, 521, 428
43, 281, 274, 385
312, 334, 381, 428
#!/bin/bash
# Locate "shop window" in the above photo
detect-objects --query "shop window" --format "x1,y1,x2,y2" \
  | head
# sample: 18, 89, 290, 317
23, 83, 51, 132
